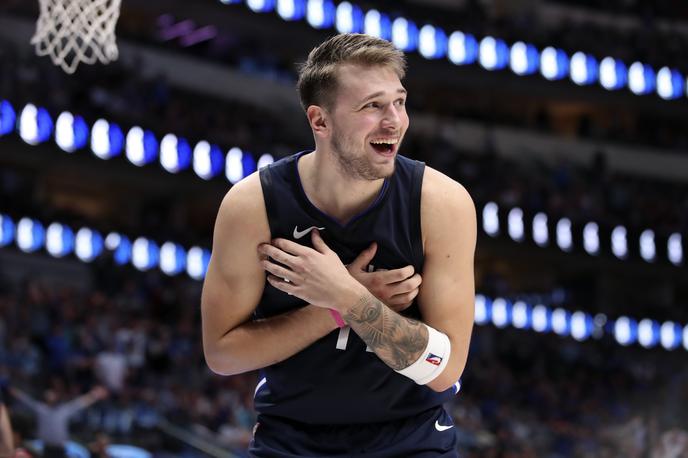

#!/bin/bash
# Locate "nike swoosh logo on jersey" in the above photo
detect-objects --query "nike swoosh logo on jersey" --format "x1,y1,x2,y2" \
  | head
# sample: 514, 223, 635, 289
434, 420, 454, 432
293, 226, 325, 239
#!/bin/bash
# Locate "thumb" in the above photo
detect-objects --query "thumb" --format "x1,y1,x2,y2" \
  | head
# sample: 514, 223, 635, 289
311, 229, 330, 254
350, 242, 377, 271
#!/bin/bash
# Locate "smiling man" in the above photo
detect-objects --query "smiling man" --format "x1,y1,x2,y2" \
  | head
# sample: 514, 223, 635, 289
201, 33, 476, 457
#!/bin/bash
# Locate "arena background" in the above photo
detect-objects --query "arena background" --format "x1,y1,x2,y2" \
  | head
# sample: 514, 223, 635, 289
0, 0, 687, 456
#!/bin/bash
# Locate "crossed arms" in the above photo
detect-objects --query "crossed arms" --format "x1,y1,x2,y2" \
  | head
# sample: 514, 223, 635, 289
201, 166, 476, 391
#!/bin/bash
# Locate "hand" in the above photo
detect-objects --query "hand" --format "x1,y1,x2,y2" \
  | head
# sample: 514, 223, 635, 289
258, 230, 365, 310
347, 242, 422, 313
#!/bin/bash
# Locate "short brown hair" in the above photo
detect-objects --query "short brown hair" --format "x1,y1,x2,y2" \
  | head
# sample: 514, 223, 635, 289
296, 33, 406, 111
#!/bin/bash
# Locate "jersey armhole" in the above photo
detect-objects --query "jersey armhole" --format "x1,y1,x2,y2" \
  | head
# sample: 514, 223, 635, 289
259, 165, 277, 239
410, 160, 425, 269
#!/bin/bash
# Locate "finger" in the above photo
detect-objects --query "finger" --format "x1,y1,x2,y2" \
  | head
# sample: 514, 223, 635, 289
393, 273, 422, 293
389, 289, 419, 307
271, 238, 314, 256
261, 259, 301, 284
310, 229, 330, 254
349, 242, 377, 271
259, 243, 299, 268
378, 265, 415, 284
266, 274, 298, 296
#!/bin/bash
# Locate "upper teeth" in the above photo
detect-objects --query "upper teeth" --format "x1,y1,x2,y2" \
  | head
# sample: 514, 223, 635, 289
371, 139, 398, 145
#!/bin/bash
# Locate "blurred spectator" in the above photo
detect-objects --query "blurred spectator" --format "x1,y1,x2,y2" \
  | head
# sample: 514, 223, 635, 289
9, 385, 108, 458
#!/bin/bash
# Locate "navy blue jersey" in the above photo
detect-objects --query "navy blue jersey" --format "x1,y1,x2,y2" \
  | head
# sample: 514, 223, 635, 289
254, 151, 458, 425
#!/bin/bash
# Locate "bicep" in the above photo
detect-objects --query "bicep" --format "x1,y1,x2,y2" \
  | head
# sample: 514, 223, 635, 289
417, 170, 476, 382
201, 175, 270, 349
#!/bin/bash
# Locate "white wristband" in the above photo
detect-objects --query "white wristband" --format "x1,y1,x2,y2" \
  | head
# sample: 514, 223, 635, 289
395, 324, 451, 385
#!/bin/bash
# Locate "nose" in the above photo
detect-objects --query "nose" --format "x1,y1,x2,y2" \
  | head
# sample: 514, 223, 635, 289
381, 103, 402, 128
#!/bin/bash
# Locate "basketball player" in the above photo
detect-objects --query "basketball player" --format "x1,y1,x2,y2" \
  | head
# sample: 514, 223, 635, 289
201, 33, 476, 457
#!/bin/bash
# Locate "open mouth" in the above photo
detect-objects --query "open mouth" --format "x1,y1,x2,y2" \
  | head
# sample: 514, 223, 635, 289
370, 139, 398, 155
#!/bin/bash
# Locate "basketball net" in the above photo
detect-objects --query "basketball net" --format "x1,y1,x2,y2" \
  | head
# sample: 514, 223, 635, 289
31, 0, 122, 74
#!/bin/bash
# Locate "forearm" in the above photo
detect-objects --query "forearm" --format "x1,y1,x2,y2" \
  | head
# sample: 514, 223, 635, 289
205, 305, 339, 376
0, 404, 13, 455
342, 292, 428, 371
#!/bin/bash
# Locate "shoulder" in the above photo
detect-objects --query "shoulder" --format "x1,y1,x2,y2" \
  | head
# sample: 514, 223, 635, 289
214, 172, 270, 246
420, 166, 476, 246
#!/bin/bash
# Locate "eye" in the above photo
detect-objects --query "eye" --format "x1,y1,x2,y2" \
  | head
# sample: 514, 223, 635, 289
363, 101, 380, 109
395, 98, 406, 107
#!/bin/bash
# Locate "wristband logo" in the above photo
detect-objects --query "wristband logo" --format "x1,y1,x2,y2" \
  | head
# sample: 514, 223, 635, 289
425, 353, 442, 366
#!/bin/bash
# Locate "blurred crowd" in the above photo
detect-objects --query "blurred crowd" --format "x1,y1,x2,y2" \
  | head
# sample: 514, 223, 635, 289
0, 269, 687, 457
0, 271, 257, 457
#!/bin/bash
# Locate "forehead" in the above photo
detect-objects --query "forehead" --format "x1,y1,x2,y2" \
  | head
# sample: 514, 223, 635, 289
334, 64, 405, 102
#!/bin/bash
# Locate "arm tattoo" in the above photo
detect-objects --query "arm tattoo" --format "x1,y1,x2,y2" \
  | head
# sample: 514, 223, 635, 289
343, 293, 428, 370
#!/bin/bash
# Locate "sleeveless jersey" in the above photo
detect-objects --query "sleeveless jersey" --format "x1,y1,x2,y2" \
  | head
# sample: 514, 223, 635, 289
254, 151, 458, 424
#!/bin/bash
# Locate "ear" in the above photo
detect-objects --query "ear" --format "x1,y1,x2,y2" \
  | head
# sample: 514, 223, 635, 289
306, 105, 330, 139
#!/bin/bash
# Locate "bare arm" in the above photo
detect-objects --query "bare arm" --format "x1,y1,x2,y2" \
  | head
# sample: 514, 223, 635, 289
415, 167, 476, 391
201, 173, 339, 376
344, 168, 475, 390
0, 403, 13, 457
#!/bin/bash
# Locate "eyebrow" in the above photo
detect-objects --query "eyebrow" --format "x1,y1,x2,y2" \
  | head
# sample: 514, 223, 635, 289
359, 88, 407, 104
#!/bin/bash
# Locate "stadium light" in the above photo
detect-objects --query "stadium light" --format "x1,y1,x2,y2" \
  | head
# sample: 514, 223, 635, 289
611, 225, 628, 259
556, 218, 573, 252
277, 0, 305, 20
247, 0, 275, 13
16, 217, 45, 253
639, 229, 656, 262
91, 119, 123, 159
46, 223, 75, 258
75, 227, 104, 262
193, 141, 224, 180
126, 127, 158, 167
512, 301, 531, 330
0, 214, 15, 247
540, 47, 568, 81
660, 321, 682, 350
479, 36, 508, 71
474, 294, 490, 325
391, 17, 418, 52
0, 100, 15, 136
257, 153, 275, 170
306, 0, 335, 29
570, 52, 598, 86
532, 212, 548, 247
614, 316, 637, 346
638, 319, 660, 348
55, 112, 88, 153
532, 304, 552, 333
491, 297, 511, 328
187, 246, 211, 280
335, 1, 363, 33
132, 237, 160, 271
447, 31, 478, 66
160, 242, 187, 276
628, 62, 656, 95
599, 57, 628, 91
510, 41, 539, 76
160, 134, 192, 173
583, 222, 600, 255
507, 207, 524, 242
19, 104, 53, 145
363, 9, 391, 40
657, 67, 685, 100
482, 202, 499, 237
418, 25, 447, 60
668, 233, 683, 266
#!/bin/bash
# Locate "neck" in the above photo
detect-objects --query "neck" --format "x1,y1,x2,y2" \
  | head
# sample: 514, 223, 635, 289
298, 150, 386, 225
